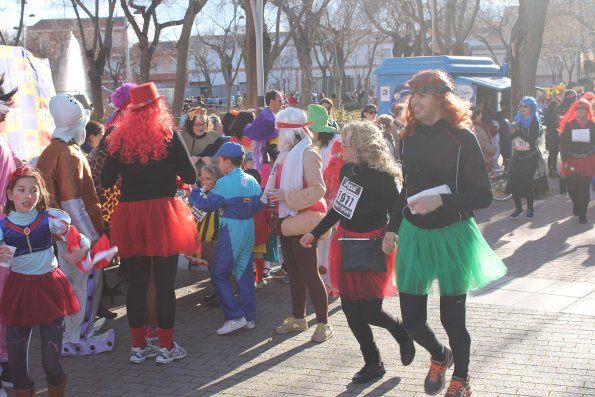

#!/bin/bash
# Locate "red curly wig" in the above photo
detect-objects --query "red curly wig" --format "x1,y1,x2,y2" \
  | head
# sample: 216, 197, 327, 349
402, 70, 472, 138
107, 97, 174, 164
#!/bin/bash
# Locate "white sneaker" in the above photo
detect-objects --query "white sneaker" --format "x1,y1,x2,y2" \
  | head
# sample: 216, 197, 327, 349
145, 339, 160, 357
129, 344, 158, 364
155, 341, 187, 364
216, 317, 248, 335
0, 387, 6, 397
244, 320, 255, 330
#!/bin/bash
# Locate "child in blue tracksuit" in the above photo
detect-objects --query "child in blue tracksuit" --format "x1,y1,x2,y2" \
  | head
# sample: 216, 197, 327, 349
189, 142, 263, 334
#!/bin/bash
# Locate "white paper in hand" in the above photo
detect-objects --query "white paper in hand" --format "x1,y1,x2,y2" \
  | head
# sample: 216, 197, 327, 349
407, 184, 451, 214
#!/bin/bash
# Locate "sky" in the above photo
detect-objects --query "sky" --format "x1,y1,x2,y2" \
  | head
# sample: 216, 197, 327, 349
0, 0, 196, 42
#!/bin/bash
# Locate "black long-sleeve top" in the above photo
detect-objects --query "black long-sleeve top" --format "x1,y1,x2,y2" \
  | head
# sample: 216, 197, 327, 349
100, 130, 197, 202
311, 163, 399, 238
387, 120, 492, 232
560, 120, 595, 160
510, 119, 540, 157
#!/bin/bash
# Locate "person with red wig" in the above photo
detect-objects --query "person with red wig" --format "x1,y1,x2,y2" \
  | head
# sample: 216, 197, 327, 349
559, 99, 595, 223
383, 70, 506, 397
101, 82, 199, 364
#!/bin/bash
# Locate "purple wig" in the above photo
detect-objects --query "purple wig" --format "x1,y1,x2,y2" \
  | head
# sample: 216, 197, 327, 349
111, 83, 137, 110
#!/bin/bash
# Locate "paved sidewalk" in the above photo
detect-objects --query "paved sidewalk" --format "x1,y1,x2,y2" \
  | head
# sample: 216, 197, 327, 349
7, 181, 595, 396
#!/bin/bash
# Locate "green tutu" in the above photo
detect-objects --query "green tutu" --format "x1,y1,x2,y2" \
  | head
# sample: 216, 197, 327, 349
396, 218, 507, 296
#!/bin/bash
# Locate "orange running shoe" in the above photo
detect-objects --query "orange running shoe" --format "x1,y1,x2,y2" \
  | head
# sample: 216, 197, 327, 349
445, 375, 471, 397
424, 346, 453, 395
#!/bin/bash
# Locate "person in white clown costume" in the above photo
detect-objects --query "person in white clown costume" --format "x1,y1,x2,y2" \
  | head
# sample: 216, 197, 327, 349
37, 94, 115, 356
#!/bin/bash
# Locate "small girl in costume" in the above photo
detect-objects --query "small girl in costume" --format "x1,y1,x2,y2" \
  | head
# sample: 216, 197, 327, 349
244, 168, 271, 289
196, 165, 221, 266
0, 166, 86, 397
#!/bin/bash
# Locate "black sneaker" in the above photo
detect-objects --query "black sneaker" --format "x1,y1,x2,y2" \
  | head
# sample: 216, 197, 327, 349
510, 209, 524, 219
203, 293, 217, 303
424, 346, 453, 395
352, 361, 386, 384
579, 215, 588, 224
399, 337, 416, 366
526, 209, 534, 219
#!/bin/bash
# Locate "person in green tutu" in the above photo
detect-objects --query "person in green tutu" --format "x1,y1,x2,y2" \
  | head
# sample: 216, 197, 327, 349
382, 70, 507, 397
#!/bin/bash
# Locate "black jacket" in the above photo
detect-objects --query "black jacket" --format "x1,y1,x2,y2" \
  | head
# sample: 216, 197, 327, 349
101, 130, 197, 202
387, 120, 492, 232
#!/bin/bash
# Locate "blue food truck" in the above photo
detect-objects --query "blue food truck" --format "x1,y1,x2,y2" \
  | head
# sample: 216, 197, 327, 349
375, 56, 510, 115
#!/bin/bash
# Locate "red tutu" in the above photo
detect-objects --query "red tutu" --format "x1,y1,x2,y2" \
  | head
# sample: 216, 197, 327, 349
111, 197, 200, 258
561, 154, 595, 177
329, 226, 397, 300
0, 268, 80, 328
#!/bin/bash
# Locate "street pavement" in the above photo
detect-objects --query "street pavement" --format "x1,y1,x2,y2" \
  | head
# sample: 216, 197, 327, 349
9, 178, 595, 396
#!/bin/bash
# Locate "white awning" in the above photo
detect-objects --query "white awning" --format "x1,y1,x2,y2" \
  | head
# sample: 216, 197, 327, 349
456, 76, 511, 91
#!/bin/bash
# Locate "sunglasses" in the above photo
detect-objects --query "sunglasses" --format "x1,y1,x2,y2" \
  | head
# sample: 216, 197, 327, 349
193, 123, 206, 127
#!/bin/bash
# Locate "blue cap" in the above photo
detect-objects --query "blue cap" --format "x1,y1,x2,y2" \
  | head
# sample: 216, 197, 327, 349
214, 141, 245, 158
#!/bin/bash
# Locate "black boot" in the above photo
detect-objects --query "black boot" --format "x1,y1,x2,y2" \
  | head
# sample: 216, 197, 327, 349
352, 361, 386, 384
399, 337, 416, 366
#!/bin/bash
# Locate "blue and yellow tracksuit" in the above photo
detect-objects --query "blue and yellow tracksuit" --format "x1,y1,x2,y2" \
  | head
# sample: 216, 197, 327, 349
189, 168, 263, 321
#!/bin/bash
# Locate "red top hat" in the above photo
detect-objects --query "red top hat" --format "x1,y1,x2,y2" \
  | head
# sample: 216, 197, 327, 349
125, 82, 163, 110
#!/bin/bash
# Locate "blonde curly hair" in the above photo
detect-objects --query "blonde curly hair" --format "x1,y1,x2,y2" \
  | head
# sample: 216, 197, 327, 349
342, 120, 402, 180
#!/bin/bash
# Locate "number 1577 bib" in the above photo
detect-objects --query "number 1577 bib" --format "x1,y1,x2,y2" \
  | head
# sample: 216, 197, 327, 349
332, 177, 363, 220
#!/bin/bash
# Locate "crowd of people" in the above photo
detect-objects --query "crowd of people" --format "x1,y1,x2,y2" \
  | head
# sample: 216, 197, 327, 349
0, 68, 592, 397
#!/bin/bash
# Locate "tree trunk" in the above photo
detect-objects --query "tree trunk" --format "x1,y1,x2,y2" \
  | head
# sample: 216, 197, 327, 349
509, 0, 549, 109
242, 1, 257, 109
296, 41, 313, 108
138, 41, 152, 83
225, 83, 233, 111
334, 75, 342, 109
88, 65, 104, 121
173, 1, 206, 118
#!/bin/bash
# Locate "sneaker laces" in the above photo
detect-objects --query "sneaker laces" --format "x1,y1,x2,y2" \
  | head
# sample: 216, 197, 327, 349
315, 323, 327, 333
427, 360, 445, 382
446, 378, 467, 395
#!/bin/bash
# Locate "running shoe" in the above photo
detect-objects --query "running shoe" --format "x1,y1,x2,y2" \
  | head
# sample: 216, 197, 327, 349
274, 316, 308, 334
510, 208, 523, 219
352, 361, 386, 384
155, 341, 187, 364
424, 346, 453, 395
217, 317, 248, 335
444, 375, 472, 397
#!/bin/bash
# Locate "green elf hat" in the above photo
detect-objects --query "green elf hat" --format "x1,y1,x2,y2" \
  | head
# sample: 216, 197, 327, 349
307, 104, 336, 133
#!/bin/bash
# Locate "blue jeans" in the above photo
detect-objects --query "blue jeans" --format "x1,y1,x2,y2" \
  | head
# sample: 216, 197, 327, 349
7, 317, 65, 389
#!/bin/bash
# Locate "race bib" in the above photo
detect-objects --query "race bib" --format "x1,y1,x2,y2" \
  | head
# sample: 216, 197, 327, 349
571, 129, 590, 143
191, 207, 206, 222
332, 177, 363, 220
514, 139, 530, 151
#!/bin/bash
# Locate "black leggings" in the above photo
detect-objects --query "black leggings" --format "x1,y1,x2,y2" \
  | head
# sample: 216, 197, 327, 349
567, 175, 591, 217
399, 293, 470, 379
513, 193, 534, 212
342, 298, 409, 364
126, 255, 178, 329
7, 317, 65, 390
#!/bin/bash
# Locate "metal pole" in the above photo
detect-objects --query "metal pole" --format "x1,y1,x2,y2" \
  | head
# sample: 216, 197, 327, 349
250, 0, 265, 107
125, 21, 132, 82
